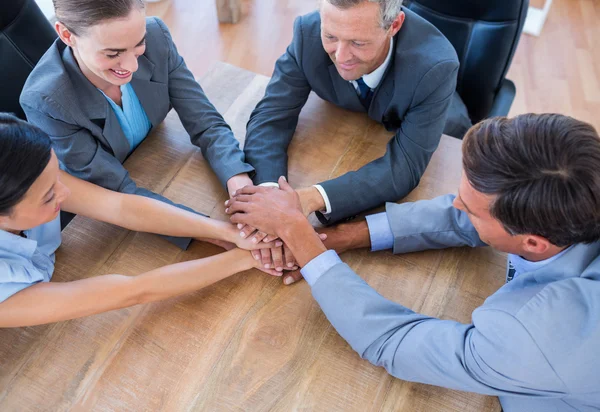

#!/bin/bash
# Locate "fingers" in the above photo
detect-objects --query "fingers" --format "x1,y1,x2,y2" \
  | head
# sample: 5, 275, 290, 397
263, 234, 279, 243
278, 176, 293, 192
283, 270, 304, 286
226, 194, 253, 204
230, 213, 249, 226
257, 266, 282, 277
251, 249, 261, 262
240, 225, 256, 239
251, 231, 268, 244
234, 185, 264, 196
225, 200, 250, 215
271, 246, 284, 272
260, 248, 272, 269
319, 233, 328, 241
283, 244, 297, 268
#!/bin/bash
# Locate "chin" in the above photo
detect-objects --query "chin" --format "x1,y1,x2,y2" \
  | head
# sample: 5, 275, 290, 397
335, 67, 362, 81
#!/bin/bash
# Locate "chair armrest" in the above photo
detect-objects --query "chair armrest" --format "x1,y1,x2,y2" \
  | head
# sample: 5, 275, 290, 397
488, 78, 517, 118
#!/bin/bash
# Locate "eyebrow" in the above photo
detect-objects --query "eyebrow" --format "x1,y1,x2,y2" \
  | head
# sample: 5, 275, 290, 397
457, 191, 478, 218
102, 33, 146, 53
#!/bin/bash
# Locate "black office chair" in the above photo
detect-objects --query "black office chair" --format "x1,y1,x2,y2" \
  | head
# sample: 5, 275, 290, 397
0, 0, 57, 119
404, 0, 529, 124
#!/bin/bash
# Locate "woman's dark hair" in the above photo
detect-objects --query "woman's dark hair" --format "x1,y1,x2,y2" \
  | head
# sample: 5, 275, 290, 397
462, 113, 600, 247
53, 0, 145, 35
0, 114, 53, 216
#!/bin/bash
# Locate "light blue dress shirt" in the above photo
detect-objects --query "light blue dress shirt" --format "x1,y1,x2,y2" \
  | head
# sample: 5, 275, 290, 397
100, 83, 152, 153
0, 215, 62, 302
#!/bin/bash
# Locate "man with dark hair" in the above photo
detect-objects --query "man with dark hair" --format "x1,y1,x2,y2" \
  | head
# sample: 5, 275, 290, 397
226, 114, 600, 412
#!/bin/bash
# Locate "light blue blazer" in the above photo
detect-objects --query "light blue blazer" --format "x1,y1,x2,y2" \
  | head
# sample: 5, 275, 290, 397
310, 195, 600, 411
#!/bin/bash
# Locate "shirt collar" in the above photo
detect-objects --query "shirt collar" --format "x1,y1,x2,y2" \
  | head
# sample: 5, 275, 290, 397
509, 246, 574, 276
0, 229, 38, 259
361, 37, 394, 89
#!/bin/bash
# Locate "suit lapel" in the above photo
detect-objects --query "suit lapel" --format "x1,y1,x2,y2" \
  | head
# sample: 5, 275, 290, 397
328, 64, 365, 113
130, 54, 170, 128
369, 35, 398, 121
62, 46, 131, 161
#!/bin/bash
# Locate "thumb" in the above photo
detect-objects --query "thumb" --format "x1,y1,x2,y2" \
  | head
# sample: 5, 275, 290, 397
278, 176, 293, 192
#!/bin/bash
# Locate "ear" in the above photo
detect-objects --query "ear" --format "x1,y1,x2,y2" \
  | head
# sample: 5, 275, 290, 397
521, 235, 552, 255
55, 21, 76, 47
388, 11, 405, 37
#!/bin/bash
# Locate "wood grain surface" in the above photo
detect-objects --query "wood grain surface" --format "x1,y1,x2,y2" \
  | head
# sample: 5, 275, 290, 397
0, 63, 503, 411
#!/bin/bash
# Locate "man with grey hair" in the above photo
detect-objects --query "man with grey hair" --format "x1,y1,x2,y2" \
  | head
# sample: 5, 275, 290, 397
240, 0, 471, 261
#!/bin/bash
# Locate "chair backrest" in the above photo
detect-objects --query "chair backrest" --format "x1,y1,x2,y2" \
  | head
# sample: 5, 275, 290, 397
404, 0, 528, 122
0, 0, 57, 119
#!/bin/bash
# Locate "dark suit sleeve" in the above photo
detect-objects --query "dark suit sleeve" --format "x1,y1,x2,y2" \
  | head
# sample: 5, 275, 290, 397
21, 96, 198, 250
243, 16, 312, 185
153, 18, 254, 188
317, 60, 459, 224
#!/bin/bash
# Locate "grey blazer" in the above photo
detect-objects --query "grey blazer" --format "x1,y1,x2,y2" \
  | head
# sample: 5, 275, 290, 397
20, 17, 254, 249
310, 195, 600, 412
244, 9, 471, 224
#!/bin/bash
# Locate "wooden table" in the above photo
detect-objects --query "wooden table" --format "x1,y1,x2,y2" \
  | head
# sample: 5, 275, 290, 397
0, 63, 505, 411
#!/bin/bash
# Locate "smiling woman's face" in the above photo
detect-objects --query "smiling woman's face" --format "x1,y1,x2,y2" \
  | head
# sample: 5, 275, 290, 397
57, 7, 147, 90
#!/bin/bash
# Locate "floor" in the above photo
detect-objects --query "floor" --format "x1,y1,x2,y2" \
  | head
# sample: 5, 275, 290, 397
147, 0, 600, 133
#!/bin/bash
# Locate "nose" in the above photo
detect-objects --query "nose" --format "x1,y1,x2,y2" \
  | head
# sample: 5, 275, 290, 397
335, 42, 353, 63
121, 53, 139, 73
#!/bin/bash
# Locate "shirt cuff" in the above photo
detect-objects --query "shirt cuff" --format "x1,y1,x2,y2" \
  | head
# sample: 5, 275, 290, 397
365, 212, 394, 252
259, 182, 280, 188
313, 184, 332, 215
300, 250, 342, 286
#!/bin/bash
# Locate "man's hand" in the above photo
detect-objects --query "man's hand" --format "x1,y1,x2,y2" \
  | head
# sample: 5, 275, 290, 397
227, 174, 280, 244
196, 223, 278, 252
227, 176, 328, 269
225, 176, 304, 236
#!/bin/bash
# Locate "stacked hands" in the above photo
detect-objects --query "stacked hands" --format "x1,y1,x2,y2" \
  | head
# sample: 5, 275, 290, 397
224, 176, 329, 285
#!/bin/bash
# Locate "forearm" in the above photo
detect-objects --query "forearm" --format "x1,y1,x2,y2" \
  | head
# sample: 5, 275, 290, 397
279, 214, 327, 266
119, 194, 236, 242
320, 220, 371, 253
133, 248, 253, 303
0, 249, 254, 328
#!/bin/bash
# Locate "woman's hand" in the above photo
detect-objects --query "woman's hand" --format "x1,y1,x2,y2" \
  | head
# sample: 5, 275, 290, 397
197, 221, 278, 251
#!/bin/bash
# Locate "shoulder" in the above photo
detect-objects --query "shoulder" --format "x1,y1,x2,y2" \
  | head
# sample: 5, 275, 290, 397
0, 260, 46, 303
475, 276, 600, 379
145, 16, 173, 48
20, 39, 72, 111
141, 17, 178, 64
292, 11, 322, 41
392, 8, 459, 82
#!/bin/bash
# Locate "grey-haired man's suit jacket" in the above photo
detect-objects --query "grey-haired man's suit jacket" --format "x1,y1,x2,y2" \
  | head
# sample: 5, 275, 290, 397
244, 9, 471, 224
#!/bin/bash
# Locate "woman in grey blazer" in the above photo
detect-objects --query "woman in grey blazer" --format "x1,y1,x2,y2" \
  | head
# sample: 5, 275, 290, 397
20, 0, 258, 250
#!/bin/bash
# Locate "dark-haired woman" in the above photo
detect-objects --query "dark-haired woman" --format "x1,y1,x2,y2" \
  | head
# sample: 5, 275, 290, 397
20, 0, 265, 251
0, 114, 283, 328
